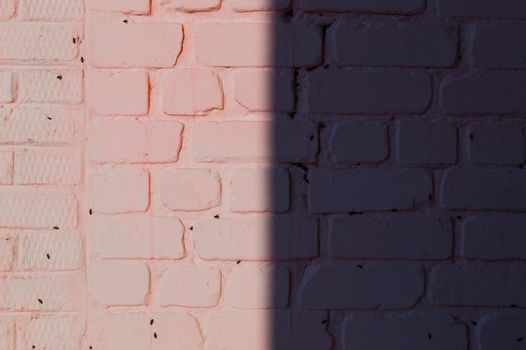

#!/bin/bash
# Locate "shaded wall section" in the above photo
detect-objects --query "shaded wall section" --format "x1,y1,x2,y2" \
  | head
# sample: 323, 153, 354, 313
271, 1, 526, 349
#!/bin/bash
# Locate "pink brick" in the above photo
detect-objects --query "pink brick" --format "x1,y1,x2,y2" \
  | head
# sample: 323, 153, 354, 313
18, 0, 83, 21
0, 0, 15, 19
87, 70, 149, 115
157, 266, 221, 307
229, 168, 290, 212
91, 214, 185, 259
89, 263, 149, 305
468, 121, 525, 165
234, 69, 294, 112
164, 0, 221, 12
0, 71, 13, 103
0, 151, 13, 184
88, 119, 183, 163
150, 312, 203, 349
88, 312, 150, 349
225, 265, 289, 309
91, 23, 183, 68
195, 23, 322, 67
162, 69, 223, 115
88, 167, 149, 214
16, 314, 85, 350
329, 121, 388, 164
17, 233, 82, 271
0, 235, 13, 271
0, 317, 14, 350
90, 0, 150, 14
159, 168, 221, 211
193, 216, 317, 260
229, 0, 290, 12
14, 148, 81, 185
19, 69, 83, 104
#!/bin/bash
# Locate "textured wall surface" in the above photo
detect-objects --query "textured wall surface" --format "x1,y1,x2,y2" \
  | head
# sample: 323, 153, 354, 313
0, 0, 525, 349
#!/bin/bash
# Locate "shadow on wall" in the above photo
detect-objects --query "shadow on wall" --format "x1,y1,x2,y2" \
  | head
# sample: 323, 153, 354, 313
271, 1, 526, 349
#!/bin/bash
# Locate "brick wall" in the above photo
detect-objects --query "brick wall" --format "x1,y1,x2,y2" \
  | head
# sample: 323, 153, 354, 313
0, 0, 525, 349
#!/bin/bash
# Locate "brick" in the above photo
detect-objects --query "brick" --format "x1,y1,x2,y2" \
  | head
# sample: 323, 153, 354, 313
331, 23, 457, 67
157, 266, 221, 307
14, 148, 81, 185
193, 216, 318, 260
234, 69, 294, 112
19, 69, 83, 103
0, 71, 13, 102
225, 265, 289, 309
207, 310, 331, 350
159, 168, 221, 211
0, 317, 14, 350
468, 121, 525, 165
90, 0, 150, 14
309, 169, 431, 213
191, 121, 317, 162
329, 215, 453, 260
17, 233, 82, 271
91, 214, 185, 259
0, 235, 13, 271
165, 0, 220, 12
151, 312, 203, 350
300, 0, 424, 13
19, 0, 83, 21
478, 315, 526, 350
229, 0, 290, 12
195, 23, 322, 67
87, 70, 149, 115
88, 167, 149, 214
0, 151, 12, 184
306, 70, 431, 114
0, 24, 80, 61
88, 312, 150, 349
229, 168, 290, 213
0, 106, 79, 145
162, 69, 223, 115
0, 273, 85, 311
89, 263, 149, 305
0, 0, 15, 19
329, 121, 388, 164
300, 262, 424, 309
441, 74, 526, 114
441, 168, 526, 210
91, 23, 183, 68
88, 119, 183, 163
396, 119, 457, 165
430, 264, 526, 306
438, 0, 526, 19
0, 188, 77, 229
474, 24, 526, 69
461, 216, 526, 260
16, 314, 85, 350
343, 312, 467, 350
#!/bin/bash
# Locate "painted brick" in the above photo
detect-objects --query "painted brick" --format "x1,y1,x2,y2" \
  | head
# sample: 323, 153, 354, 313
438, 0, 526, 19
300, 262, 424, 309
157, 266, 221, 307
18, 0, 83, 21
159, 168, 221, 211
17, 233, 82, 271
87, 70, 149, 115
89, 263, 149, 305
16, 314, 85, 350
329, 121, 388, 164
234, 69, 294, 112
165, 0, 221, 12
0, 188, 77, 229
343, 313, 467, 350
478, 315, 526, 350
441, 74, 526, 114
441, 168, 526, 210
298, 0, 425, 13
191, 121, 317, 162
0, 235, 13, 271
91, 23, 183, 68
396, 119, 457, 165
461, 216, 526, 260
430, 264, 526, 306
474, 24, 526, 69
229, 0, 290, 12
309, 169, 431, 213
193, 216, 318, 260
0, 151, 13, 184
0, 0, 15, 19
229, 167, 290, 213
468, 121, 525, 165
14, 148, 81, 185
90, 0, 150, 14
88, 167, 149, 214
151, 312, 203, 349
195, 23, 322, 67
162, 69, 223, 115
329, 215, 453, 259
225, 265, 289, 309
330, 22, 457, 67
19, 69, 83, 104
306, 70, 431, 114
91, 214, 185, 259
0, 71, 13, 103
0, 317, 14, 350
88, 312, 150, 349
88, 119, 183, 163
